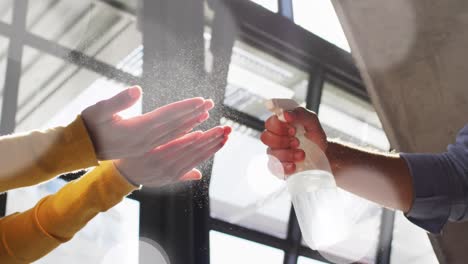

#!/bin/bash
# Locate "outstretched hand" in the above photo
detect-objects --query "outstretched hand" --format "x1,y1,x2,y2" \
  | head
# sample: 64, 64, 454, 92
114, 126, 232, 187
260, 107, 327, 175
82, 86, 214, 160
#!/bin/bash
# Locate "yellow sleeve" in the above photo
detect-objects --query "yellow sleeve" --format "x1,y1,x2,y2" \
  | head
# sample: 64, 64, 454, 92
0, 115, 99, 192
0, 161, 138, 263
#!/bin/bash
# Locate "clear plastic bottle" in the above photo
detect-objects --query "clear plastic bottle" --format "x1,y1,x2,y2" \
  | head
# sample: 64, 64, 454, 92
266, 99, 351, 250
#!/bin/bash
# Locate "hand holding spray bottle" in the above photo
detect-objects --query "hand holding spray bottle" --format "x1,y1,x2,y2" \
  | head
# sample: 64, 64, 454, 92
266, 99, 351, 250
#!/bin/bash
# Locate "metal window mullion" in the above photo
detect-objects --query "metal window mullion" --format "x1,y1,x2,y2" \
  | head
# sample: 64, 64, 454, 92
22, 31, 140, 84
0, 20, 140, 86
278, 0, 294, 20
283, 209, 302, 264
376, 208, 395, 264
0, 0, 28, 218
1, 0, 28, 135
306, 65, 325, 113
298, 246, 339, 263
222, 106, 265, 131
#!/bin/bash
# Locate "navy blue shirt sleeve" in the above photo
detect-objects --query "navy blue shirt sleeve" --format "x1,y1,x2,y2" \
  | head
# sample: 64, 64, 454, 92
400, 124, 468, 234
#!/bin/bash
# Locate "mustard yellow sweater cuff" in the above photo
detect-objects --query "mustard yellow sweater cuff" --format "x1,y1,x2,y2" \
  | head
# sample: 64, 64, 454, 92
0, 161, 139, 263
64, 115, 99, 168
28, 114, 99, 182
36, 161, 138, 241
0, 115, 99, 192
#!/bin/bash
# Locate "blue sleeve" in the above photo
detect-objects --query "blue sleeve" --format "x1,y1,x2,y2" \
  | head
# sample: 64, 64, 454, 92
400, 124, 468, 234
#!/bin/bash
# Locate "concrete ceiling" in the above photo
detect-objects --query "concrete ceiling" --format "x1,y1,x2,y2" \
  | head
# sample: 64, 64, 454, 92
331, 1, 468, 263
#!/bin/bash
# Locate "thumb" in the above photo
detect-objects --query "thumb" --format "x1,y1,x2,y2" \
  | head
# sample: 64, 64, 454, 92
179, 169, 202, 182
92, 86, 142, 121
285, 108, 319, 131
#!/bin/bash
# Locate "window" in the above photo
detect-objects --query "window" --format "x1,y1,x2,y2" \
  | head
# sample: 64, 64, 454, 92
17, 46, 101, 131
211, 40, 310, 239
16, 45, 142, 132
391, 212, 438, 264
0, 0, 412, 263
210, 33, 393, 263
6, 177, 140, 263
313, 81, 388, 263
27, 0, 142, 72
0, 1, 12, 24
249, 0, 278, 13
292, 0, 350, 52
210, 231, 284, 264
0, 35, 9, 118
210, 118, 292, 238
224, 40, 309, 121
1, 1, 142, 263
298, 256, 327, 264
319, 81, 389, 150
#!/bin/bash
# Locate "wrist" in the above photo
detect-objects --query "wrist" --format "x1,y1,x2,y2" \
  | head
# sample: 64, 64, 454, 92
80, 114, 104, 160
325, 140, 339, 163
325, 140, 336, 165
112, 160, 141, 188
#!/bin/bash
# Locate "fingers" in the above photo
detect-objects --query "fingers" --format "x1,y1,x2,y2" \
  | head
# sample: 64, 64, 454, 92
150, 107, 211, 147
265, 115, 295, 136
140, 97, 212, 126
267, 148, 305, 162
161, 126, 225, 158
154, 130, 204, 154
284, 108, 320, 132
222, 126, 232, 144
139, 126, 230, 187
282, 162, 296, 175
260, 131, 298, 149
176, 137, 227, 177
171, 126, 230, 174
179, 169, 202, 181
85, 86, 141, 122
267, 156, 284, 177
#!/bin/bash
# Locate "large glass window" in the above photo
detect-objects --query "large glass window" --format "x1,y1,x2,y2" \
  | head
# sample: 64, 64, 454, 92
6, 179, 140, 263
2, 1, 142, 263
211, 35, 393, 263
27, 0, 142, 71
211, 39, 310, 239
249, 0, 278, 13
314, 81, 387, 263
16, 44, 142, 132
210, 231, 284, 264
391, 212, 438, 264
0, 0, 12, 24
17, 46, 100, 131
0, 36, 9, 118
210, 118, 292, 238
0, 0, 422, 263
298, 256, 328, 264
224, 40, 309, 121
319, 81, 390, 150
292, 0, 350, 52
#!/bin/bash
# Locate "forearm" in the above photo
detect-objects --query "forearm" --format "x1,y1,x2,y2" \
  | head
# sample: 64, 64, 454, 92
326, 141, 414, 212
36, 161, 138, 240
0, 161, 137, 263
0, 116, 98, 192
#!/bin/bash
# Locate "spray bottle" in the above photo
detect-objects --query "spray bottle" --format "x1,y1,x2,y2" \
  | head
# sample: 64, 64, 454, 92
266, 99, 351, 250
